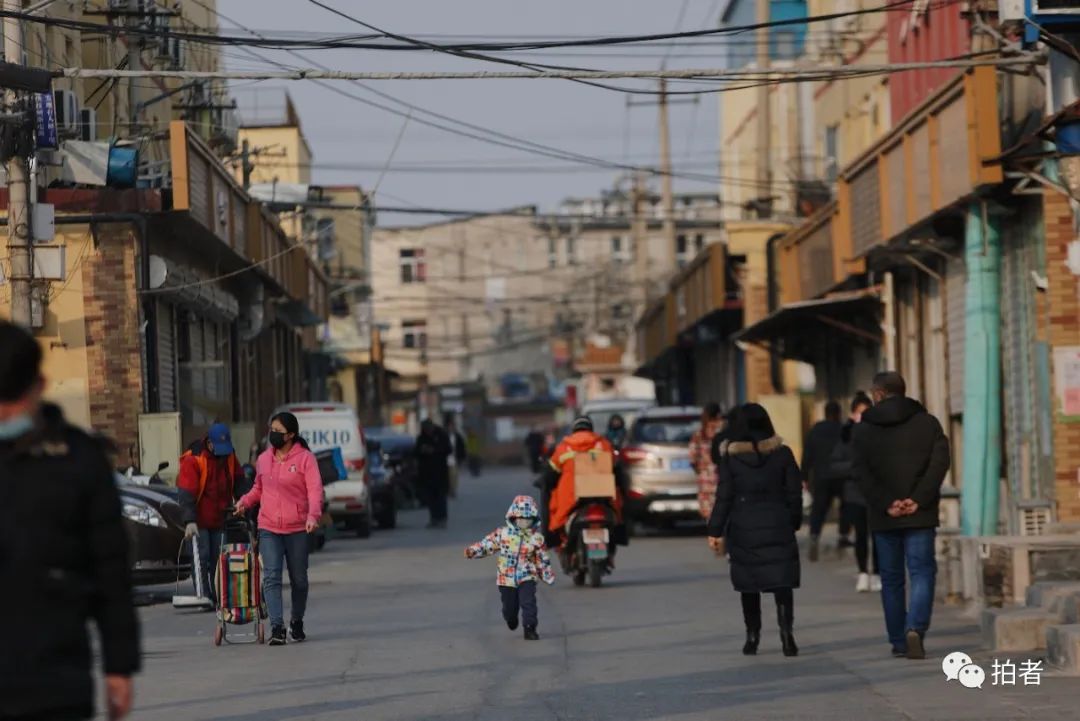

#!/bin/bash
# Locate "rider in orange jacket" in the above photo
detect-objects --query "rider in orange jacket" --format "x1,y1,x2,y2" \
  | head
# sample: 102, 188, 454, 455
541, 416, 629, 551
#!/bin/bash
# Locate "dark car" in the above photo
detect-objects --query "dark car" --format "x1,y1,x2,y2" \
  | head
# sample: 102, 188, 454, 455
366, 440, 398, 529
116, 476, 191, 585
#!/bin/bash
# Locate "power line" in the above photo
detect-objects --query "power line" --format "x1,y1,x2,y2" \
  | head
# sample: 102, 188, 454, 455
57, 56, 1041, 81
1, 1, 953, 54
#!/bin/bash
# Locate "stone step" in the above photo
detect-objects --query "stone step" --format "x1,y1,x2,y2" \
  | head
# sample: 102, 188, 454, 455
982, 606, 1057, 652
1025, 582, 1080, 621
1046, 624, 1080, 675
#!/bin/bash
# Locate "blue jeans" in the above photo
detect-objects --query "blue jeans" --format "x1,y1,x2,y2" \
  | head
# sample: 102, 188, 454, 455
874, 528, 937, 649
194, 528, 222, 603
259, 530, 310, 628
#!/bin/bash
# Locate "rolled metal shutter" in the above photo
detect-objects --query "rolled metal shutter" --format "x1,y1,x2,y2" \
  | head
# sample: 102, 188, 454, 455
157, 303, 177, 411
945, 256, 965, 415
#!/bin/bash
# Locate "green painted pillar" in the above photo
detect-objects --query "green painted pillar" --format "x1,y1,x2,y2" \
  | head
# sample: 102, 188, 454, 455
960, 202, 1002, 536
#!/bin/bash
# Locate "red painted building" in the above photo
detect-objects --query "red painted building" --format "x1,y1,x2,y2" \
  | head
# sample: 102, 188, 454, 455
887, 1, 973, 124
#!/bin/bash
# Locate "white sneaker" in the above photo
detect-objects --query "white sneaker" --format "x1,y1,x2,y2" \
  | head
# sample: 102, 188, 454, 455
870, 574, 882, 592
856, 572, 871, 593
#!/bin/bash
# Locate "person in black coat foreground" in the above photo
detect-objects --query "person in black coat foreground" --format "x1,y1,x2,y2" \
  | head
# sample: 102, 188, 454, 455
0, 320, 140, 720
707, 403, 803, 657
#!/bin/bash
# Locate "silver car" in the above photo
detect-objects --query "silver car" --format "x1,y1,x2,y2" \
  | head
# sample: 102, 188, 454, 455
622, 406, 703, 528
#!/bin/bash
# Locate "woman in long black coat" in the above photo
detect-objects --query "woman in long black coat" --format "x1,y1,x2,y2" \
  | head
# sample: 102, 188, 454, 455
707, 403, 803, 657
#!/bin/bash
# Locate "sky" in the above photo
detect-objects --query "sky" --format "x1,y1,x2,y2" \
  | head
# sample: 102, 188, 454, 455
217, 0, 729, 225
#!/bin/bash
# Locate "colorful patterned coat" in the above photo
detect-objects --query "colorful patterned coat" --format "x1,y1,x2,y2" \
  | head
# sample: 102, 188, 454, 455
690, 419, 724, 520
466, 495, 556, 588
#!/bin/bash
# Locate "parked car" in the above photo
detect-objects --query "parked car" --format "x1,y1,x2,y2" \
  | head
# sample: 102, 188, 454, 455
580, 398, 655, 435
622, 406, 703, 529
316, 448, 374, 538
115, 475, 191, 585
366, 439, 398, 529
366, 428, 419, 508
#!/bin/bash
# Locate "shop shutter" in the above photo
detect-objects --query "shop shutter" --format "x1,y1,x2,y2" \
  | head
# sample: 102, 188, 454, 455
157, 303, 177, 411
945, 256, 965, 415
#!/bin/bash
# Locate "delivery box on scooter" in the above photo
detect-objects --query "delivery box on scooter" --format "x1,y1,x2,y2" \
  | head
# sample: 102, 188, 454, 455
573, 448, 616, 500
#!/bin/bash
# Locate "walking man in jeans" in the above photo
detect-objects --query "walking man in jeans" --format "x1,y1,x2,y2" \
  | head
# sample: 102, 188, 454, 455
852, 371, 950, 660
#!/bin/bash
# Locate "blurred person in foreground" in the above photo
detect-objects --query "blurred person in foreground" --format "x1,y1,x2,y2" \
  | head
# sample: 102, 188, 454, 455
0, 320, 140, 719
690, 402, 725, 522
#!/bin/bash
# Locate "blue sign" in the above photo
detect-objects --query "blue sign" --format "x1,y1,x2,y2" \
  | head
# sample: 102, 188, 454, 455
34, 92, 57, 149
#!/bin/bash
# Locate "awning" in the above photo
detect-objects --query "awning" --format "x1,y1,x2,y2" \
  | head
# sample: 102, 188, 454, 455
734, 291, 882, 362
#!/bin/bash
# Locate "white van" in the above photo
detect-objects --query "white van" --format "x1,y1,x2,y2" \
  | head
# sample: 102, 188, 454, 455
270, 403, 367, 472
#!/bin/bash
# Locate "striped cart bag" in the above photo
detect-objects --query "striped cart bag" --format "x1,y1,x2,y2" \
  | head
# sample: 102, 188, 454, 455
213, 540, 267, 646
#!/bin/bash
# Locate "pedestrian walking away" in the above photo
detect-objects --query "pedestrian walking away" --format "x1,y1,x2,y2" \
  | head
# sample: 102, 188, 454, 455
803, 400, 851, 561
852, 371, 950, 660
464, 495, 556, 640
416, 419, 452, 528
236, 412, 323, 646
707, 403, 802, 657
0, 320, 140, 720
690, 402, 725, 522
176, 422, 244, 604
829, 393, 881, 593
524, 426, 546, 474
446, 417, 468, 499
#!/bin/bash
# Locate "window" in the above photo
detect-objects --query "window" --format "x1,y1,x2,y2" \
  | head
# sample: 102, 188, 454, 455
566, 236, 577, 265
611, 235, 630, 263
695, 234, 705, 254
402, 320, 427, 350
676, 234, 690, 267
548, 236, 558, 268
399, 248, 426, 284
825, 125, 840, 183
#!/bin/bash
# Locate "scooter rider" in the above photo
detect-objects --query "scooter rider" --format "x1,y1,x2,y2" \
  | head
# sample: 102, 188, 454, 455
541, 416, 629, 563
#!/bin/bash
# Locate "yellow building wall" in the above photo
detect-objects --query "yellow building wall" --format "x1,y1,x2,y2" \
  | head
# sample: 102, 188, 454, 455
0, 225, 94, 429
237, 125, 313, 187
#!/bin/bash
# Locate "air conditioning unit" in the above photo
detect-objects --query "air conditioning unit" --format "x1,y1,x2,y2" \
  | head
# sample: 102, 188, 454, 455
53, 89, 79, 134
79, 108, 97, 142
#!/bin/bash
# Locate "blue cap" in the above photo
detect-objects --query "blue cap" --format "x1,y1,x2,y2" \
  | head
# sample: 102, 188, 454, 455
207, 423, 234, 457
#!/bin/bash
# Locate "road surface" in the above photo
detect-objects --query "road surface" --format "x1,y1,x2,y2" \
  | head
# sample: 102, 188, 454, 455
129, 467, 1080, 720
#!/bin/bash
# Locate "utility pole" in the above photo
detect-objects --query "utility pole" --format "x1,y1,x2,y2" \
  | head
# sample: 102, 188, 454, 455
631, 172, 649, 305
4, 0, 32, 327
127, 0, 141, 133
657, 79, 677, 272
755, 0, 773, 218
240, 139, 254, 190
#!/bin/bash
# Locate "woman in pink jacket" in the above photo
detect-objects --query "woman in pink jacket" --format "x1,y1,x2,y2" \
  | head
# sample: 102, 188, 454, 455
236, 412, 323, 646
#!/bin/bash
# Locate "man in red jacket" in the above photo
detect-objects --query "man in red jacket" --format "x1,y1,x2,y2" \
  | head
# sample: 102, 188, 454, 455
176, 423, 242, 603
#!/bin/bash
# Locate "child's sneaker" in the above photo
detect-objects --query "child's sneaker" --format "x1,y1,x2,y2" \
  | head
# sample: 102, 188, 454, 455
506, 617, 519, 631
523, 626, 539, 641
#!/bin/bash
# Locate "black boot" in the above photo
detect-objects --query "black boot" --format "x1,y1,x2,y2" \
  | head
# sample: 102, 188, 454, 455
776, 600, 798, 657
523, 626, 539, 641
743, 629, 760, 655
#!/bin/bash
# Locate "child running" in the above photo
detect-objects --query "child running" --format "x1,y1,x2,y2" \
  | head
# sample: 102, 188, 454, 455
464, 495, 556, 640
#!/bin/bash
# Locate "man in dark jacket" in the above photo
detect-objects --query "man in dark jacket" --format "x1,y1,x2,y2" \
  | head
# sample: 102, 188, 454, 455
0, 320, 140, 720
802, 400, 850, 561
852, 371, 950, 661
416, 419, 452, 528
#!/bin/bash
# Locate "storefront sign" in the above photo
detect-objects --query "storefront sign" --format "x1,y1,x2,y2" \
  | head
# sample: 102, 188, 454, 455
34, 92, 57, 148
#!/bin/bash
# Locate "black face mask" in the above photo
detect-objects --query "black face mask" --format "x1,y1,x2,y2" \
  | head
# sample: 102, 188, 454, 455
268, 431, 287, 449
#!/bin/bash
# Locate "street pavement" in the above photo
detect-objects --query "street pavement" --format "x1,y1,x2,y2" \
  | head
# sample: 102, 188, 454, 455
128, 466, 1080, 721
